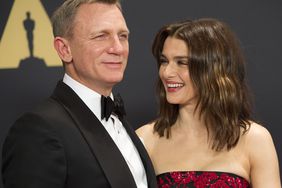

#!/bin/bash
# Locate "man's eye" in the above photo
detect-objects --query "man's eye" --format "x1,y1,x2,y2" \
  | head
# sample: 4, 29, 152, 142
119, 34, 129, 40
93, 34, 107, 40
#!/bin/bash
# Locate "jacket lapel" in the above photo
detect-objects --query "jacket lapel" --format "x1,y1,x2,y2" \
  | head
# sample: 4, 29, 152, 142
52, 81, 137, 188
120, 118, 157, 188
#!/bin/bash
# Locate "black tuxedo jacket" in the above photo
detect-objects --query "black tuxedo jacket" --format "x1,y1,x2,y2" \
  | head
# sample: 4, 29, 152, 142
2, 81, 157, 188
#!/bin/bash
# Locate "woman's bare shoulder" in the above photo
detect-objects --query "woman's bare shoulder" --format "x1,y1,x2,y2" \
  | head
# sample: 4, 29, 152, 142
136, 122, 155, 139
244, 121, 276, 159
243, 123, 281, 186
244, 122, 272, 143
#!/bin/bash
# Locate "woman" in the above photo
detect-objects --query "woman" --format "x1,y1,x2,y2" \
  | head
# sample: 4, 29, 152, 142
137, 18, 281, 187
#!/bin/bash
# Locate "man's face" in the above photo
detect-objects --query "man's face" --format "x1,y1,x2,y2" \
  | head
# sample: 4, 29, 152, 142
65, 3, 129, 96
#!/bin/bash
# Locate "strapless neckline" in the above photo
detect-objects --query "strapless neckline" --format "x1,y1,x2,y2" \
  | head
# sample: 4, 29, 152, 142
157, 171, 250, 188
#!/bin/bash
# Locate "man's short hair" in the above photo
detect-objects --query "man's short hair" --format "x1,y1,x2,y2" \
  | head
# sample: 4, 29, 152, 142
51, 0, 121, 38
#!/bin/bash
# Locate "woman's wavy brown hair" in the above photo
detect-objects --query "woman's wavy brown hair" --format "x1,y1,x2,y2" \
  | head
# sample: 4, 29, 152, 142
152, 18, 252, 151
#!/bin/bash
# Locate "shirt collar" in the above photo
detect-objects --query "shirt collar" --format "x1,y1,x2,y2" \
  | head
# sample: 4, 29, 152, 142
62, 73, 113, 121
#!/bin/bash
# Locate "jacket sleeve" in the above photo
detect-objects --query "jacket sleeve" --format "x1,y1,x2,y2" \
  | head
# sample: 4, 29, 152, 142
2, 113, 66, 188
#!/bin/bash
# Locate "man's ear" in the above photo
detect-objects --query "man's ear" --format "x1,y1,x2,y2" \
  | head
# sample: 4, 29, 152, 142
53, 37, 73, 63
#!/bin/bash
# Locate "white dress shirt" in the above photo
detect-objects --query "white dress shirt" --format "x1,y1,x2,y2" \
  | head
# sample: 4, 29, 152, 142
63, 74, 148, 188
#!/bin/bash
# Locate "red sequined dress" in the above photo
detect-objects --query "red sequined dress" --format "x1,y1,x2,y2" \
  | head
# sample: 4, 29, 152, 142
157, 171, 250, 188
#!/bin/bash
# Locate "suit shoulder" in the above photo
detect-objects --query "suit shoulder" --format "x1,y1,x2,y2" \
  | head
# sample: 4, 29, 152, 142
8, 97, 67, 136
32, 97, 66, 116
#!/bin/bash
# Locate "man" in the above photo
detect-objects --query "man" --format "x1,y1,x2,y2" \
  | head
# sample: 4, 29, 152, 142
2, 0, 156, 187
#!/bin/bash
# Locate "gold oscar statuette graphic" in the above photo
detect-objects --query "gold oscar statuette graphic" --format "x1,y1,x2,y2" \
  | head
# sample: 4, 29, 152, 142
0, 0, 61, 69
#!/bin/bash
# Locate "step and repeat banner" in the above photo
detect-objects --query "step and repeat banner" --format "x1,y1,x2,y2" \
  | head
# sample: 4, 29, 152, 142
1, 0, 281, 186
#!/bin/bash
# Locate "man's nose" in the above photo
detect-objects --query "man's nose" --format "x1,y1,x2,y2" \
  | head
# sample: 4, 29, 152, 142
108, 36, 125, 54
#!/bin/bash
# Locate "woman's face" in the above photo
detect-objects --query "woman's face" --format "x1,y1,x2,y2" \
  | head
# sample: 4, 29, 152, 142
159, 37, 197, 106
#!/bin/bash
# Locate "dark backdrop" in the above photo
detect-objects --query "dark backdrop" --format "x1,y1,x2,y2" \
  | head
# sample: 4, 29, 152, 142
0, 0, 281, 186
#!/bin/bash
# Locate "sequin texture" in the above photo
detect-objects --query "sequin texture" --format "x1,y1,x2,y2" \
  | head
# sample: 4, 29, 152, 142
157, 171, 250, 188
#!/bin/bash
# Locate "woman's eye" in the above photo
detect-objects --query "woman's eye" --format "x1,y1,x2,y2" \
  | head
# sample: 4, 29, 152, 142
177, 60, 188, 65
159, 59, 168, 64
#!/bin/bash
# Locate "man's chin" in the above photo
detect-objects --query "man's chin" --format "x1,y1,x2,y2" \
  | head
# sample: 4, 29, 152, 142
106, 76, 124, 85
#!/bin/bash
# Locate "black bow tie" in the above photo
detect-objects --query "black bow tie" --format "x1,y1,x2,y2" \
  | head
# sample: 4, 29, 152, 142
101, 94, 126, 121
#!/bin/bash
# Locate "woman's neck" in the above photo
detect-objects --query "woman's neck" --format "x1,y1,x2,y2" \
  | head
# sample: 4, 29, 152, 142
175, 104, 207, 134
